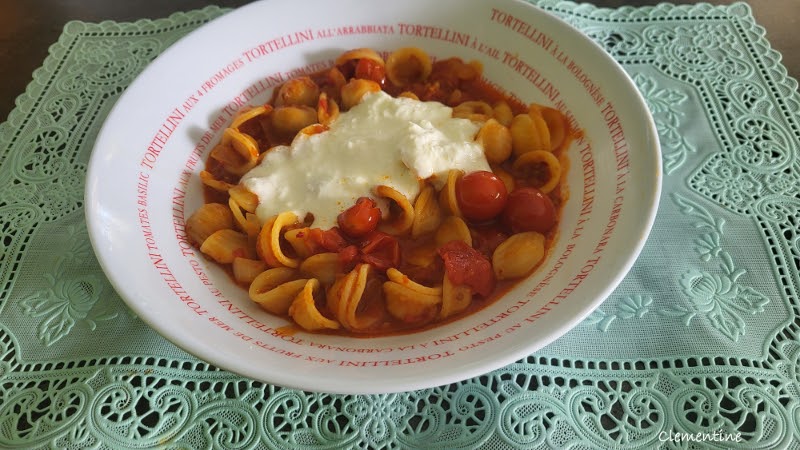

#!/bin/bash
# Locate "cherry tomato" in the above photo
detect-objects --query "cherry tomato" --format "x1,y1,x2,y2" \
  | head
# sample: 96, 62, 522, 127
455, 170, 508, 222
355, 59, 386, 85
338, 197, 382, 238
501, 187, 556, 233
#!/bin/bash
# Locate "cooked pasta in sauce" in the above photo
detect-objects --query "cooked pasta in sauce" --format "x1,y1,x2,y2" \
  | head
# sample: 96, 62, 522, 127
186, 47, 576, 336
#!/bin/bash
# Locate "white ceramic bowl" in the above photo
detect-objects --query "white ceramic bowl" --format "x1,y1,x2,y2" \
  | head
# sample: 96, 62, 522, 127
86, 0, 661, 394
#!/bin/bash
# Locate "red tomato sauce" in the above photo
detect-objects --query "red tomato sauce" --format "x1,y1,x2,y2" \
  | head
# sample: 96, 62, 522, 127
198, 52, 571, 337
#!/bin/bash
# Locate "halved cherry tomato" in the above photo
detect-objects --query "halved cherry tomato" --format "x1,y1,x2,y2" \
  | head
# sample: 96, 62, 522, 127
307, 227, 349, 253
437, 240, 495, 297
455, 170, 508, 222
337, 245, 360, 270
338, 197, 381, 238
359, 231, 400, 271
501, 187, 556, 234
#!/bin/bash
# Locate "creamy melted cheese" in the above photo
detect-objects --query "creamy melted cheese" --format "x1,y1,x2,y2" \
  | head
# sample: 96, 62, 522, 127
242, 90, 490, 229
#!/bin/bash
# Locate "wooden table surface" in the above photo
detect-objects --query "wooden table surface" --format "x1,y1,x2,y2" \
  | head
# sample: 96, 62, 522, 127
1, 0, 798, 122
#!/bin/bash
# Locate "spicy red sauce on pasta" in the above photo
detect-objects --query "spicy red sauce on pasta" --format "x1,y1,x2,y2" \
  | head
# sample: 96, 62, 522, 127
187, 47, 573, 337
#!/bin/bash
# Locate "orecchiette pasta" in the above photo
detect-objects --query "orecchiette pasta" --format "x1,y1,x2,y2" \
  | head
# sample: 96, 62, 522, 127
249, 267, 306, 314
271, 105, 317, 136
186, 202, 234, 246
340, 79, 382, 110
256, 212, 301, 268
492, 232, 546, 280
438, 169, 464, 218
328, 264, 385, 331
209, 128, 260, 176
187, 47, 576, 336
435, 216, 472, 248
452, 100, 494, 122
477, 118, 513, 164
411, 185, 443, 239
232, 257, 267, 285
275, 76, 320, 107
375, 185, 415, 236
512, 150, 562, 194
288, 279, 340, 331
385, 47, 432, 87
200, 229, 254, 264
230, 104, 272, 130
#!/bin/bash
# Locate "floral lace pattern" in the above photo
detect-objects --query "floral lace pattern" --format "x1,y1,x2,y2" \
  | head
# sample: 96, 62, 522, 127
1, 1, 799, 448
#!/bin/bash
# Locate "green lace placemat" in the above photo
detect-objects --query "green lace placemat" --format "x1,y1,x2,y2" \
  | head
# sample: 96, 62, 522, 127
1, 1, 799, 448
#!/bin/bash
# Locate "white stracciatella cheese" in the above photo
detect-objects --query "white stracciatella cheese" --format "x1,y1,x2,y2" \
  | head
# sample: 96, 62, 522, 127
241, 90, 490, 229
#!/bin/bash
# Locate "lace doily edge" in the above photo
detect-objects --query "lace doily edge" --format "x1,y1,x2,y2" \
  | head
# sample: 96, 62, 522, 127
536, 0, 800, 95
0, 5, 230, 146
537, 0, 752, 19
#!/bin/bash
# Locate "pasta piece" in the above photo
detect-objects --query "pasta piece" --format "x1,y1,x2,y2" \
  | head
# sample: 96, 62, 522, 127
340, 79, 382, 110
447, 89, 466, 107
435, 215, 472, 248
294, 123, 328, 142
438, 169, 463, 218
492, 231, 546, 280
404, 241, 439, 268
249, 267, 307, 314
385, 268, 443, 296
398, 91, 420, 100
222, 128, 260, 168
383, 269, 442, 324
335, 47, 385, 67
531, 104, 568, 152
299, 252, 342, 286
327, 264, 384, 331
289, 279, 340, 331
452, 100, 493, 122
271, 105, 318, 136
230, 104, 272, 130
200, 229, 254, 264
208, 142, 240, 170
492, 101, 514, 127
228, 185, 259, 213
476, 118, 512, 164
186, 203, 235, 246
463, 60, 484, 80
375, 185, 415, 236
275, 76, 319, 107
491, 165, 516, 195
224, 127, 261, 175
411, 184, 443, 239
510, 112, 550, 157
315, 67, 347, 101
440, 273, 471, 319
256, 212, 300, 268
283, 227, 315, 259
511, 150, 562, 194
317, 92, 340, 126
385, 47, 432, 87
326, 265, 355, 317
199, 170, 234, 192
435, 57, 482, 82
232, 257, 268, 285
228, 196, 260, 240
